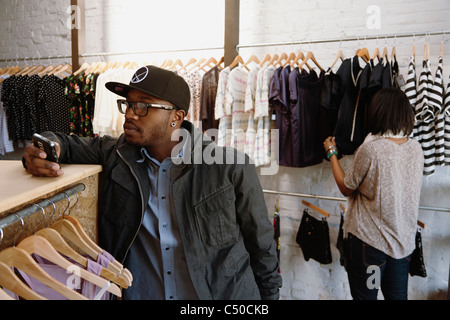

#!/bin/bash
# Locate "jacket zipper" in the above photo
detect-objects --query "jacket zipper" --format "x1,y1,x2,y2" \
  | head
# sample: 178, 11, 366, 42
116, 150, 145, 264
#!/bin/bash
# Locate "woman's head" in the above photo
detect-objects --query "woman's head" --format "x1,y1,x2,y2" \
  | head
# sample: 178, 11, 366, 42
366, 87, 415, 137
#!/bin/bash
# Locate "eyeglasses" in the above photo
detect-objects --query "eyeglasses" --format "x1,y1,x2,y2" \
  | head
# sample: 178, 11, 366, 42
117, 99, 176, 117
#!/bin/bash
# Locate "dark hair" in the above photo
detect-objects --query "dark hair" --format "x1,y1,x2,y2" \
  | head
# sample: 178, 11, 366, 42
366, 87, 415, 136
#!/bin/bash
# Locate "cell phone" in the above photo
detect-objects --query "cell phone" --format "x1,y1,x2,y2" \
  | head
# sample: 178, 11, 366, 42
32, 133, 59, 163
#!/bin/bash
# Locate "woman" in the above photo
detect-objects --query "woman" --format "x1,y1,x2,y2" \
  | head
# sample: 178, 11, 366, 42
323, 87, 424, 300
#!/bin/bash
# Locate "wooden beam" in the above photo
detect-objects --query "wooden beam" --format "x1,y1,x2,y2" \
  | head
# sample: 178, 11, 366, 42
70, 0, 86, 71
224, 0, 240, 67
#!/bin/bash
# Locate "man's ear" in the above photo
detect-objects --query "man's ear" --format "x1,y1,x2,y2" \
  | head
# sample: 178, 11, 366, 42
174, 109, 186, 123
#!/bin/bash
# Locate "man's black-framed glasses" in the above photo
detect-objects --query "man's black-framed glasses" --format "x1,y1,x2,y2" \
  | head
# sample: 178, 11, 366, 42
117, 99, 176, 117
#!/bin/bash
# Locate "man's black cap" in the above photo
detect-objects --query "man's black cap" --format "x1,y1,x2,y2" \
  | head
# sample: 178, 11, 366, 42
105, 65, 190, 113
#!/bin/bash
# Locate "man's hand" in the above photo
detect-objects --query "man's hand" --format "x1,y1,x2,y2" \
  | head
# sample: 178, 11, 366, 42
23, 142, 63, 177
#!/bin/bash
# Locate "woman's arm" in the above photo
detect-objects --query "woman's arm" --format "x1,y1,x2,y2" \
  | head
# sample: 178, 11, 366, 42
323, 137, 355, 197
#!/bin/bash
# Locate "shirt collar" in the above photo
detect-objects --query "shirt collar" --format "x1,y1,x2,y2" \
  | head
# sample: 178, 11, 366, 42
137, 138, 187, 166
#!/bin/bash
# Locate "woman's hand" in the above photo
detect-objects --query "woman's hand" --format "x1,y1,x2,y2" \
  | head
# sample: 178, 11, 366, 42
323, 136, 337, 153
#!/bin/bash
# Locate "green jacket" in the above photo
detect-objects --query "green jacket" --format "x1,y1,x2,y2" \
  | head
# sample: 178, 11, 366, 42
43, 121, 281, 300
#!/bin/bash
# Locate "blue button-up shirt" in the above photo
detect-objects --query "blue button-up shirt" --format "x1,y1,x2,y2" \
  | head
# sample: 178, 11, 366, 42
122, 143, 198, 300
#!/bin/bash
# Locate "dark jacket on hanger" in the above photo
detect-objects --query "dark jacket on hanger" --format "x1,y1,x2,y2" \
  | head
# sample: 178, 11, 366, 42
41, 121, 281, 300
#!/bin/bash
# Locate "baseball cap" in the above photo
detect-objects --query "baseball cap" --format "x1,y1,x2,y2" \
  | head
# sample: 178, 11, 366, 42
105, 65, 191, 113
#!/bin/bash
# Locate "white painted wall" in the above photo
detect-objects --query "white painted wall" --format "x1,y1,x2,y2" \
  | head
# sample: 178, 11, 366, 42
0, 0, 449, 300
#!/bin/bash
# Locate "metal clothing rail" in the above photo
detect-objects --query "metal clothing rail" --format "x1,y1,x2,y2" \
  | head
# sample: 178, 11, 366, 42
0, 46, 225, 64
0, 183, 86, 231
237, 30, 450, 50
262, 189, 450, 213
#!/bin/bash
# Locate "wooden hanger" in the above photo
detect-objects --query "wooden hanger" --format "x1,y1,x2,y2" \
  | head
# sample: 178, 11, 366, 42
381, 46, 389, 61
329, 49, 345, 70
372, 47, 380, 61
242, 54, 261, 69
390, 46, 397, 63
53, 194, 125, 278
356, 47, 370, 63
274, 52, 288, 67
228, 55, 249, 70
301, 200, 330, 218
0, 287, 15, 300
38, 65, 55, 77
282, 52, 296, 68
17, 235, 122, 298
292, 51, 311, 70
259, 53, 271, 67
160, 59, 173, 69
27, 65, 45, 76
188, 57, 206, 72
199, 57, 219, 71
169, 59, 184, 71
268, 53, 279, 66
61, 215, 132, 286
74, 62, 90, 76
0, 260, 46, 300
339, 203, 346, 213
299, 51, 324, 71
36, 227, 129, 289
0, 246, 87, 300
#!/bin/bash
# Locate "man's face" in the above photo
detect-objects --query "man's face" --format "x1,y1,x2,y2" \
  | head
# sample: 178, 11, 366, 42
123, 89, 174, 147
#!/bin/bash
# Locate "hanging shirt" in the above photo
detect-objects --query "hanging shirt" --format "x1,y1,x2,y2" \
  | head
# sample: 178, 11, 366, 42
244, 65, 261, 160
179, 69, 203, 127
430, 56, 445, 166
444, 77, 450, 166
224, 67, 249, 153
199, 66, 220, 132
415, 59, 435, 175
269, 66, 291, 166
404, 55, 419, 139
296, 68, 325, 167
123, 142, 198, 300
333, 56, 364, 155
0, 82, 14, 155
215, 67, 231, 147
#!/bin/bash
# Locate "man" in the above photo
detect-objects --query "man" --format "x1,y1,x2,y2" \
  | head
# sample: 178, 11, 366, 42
23, 66, 282, 300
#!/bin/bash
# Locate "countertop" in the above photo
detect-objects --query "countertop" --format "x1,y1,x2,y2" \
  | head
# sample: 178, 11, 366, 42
0, 160, 102, 214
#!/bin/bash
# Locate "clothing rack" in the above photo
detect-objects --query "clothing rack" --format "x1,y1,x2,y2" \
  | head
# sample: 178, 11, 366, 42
262, 189, 450, 213
237, 30, 450, 51
0, 183, 85, 231
0, 46, 225, 64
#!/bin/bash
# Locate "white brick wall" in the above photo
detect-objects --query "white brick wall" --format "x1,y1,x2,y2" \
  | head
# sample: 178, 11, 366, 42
0, 0, 449, 300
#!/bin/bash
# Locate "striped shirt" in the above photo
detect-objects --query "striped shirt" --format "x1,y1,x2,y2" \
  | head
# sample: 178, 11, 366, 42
415, 59, 435, 175
431, 57, 445, 165
444, 76, 450, 165
225, 67, 250, 153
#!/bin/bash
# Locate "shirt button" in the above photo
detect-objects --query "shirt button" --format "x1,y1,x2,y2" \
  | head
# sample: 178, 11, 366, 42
165, 247, 170, 251
167, 270, 171, 275
161, 195, 166, 200
162, 223, 167, 228
162, 169, 167, 173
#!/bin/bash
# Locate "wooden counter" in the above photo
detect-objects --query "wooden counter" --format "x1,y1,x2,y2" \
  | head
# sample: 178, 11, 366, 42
0, 160, 102, 250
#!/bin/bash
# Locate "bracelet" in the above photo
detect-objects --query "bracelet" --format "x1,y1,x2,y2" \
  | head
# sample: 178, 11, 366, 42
327, 145, 336, 151
327, 150, 338, 159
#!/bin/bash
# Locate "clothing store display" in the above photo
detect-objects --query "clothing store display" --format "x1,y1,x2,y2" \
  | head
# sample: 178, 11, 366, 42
296, 209, 332, 264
